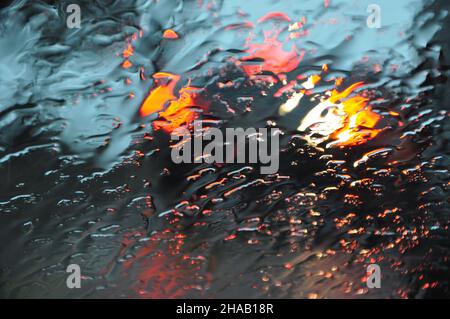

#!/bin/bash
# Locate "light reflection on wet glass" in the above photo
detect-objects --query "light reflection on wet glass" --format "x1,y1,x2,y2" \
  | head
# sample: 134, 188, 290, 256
0, 0, 448, 298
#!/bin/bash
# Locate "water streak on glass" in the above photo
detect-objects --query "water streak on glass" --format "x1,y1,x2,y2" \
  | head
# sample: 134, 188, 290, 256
0, 0, 449, 298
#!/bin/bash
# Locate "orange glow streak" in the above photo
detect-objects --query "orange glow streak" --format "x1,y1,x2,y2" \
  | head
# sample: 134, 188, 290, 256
122, 60, 133, 69
257, 12, 291, 23
163, 29, 179, 39
154, 86, 205, 132
298, 82, 382, 147
330, 95, 381, 147
225, 21, 254, 30
310, 74, 322, 86
140, 72, 206, 133
123, 43, 134, 58
241, 36, 304, 76
140, 72, 180, 116
328, 82, 365, 104
274, 80, 297, 97
335, 77, 343, 86
240, 13, 305, 76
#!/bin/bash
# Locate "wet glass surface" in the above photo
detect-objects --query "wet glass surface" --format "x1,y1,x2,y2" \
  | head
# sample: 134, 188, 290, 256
0, 0, 449, 298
